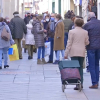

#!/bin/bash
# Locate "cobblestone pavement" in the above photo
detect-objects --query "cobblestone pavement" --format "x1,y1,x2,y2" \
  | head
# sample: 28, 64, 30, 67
0, 52, 100, 100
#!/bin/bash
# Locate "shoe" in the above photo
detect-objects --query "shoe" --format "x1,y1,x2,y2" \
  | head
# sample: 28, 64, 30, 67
42, 58, 47, 64
19, 57, 22, 59
4, 65, 9, 68
47, 61, 53, 63
0, 67, 2, 69
89, 84, 98, 89
37, 59, 44, 64
28, 56, 32, 60
74, 87, 79, 90
74, 85, 79, 90
74, 84, 83, 90
53, 60, 59, 64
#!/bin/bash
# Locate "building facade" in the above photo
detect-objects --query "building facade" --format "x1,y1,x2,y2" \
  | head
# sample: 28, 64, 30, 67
0, 0, 29, 19
0, 0, 22, 19
97, 0, 100, 20
82, 0, 88, 23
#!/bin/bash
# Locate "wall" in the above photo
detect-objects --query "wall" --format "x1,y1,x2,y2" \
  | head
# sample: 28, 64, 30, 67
82, 0, 88, 23
0, 0, 24, 19
2, 0, 17, 19
70, 0, 75, 11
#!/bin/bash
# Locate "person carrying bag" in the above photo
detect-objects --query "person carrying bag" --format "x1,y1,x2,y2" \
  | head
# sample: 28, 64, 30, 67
1, 25, 10, 41
0, 17, 14, 69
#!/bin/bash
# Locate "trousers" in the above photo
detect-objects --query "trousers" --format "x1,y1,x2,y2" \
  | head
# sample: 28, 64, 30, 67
87, 49, 100, 85
38, 46, 45, 59
27, 45, 33, 57
71, 57, 84, 84
0, 47, 9, 67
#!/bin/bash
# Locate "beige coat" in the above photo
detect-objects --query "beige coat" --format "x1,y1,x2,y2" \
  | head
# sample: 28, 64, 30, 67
54, 21, 65, 51
65, 27, 89, 57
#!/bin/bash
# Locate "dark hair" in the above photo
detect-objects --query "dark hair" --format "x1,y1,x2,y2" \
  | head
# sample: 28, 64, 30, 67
45, 14, 50, 18
33, 15, 37, 17
0, 17, 4, 22
13, 11, 19, 15
64, 10, 75, 19
74, 18, 84, 27
76, 16, 83, 19
36, 15, 43, 21
56, 14, 62, 20
71, 14, 76, 19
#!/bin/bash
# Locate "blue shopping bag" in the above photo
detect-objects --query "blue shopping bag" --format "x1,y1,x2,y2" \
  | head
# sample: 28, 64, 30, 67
8, 48, 13, 55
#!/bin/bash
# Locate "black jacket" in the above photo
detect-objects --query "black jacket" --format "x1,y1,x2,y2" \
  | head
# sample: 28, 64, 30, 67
10, 16, 27, 39
24, 16, 31, 25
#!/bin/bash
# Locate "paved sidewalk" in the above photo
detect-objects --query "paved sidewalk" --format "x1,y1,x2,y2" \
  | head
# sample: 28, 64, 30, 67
0, 52, 100, 100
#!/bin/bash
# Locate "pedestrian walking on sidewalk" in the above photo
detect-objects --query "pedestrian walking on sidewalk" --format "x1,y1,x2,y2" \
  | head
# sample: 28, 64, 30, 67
0, 17, 14, 69
63, 11, 72, 48
64, 18, 89, 90
84, 12, 100, 89
53, 14, 65, 64
46, 13, 55, 63
24, 13, 31, 25
10, 11, 27, 59
25, 20, 35, 60
31, 15, 47, 64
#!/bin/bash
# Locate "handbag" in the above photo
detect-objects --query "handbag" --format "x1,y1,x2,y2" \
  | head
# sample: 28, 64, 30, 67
45, 42, 51, 56
1, 26, 10, 41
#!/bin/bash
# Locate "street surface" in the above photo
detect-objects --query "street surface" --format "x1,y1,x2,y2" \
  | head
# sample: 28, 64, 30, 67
0, 51, 100, 100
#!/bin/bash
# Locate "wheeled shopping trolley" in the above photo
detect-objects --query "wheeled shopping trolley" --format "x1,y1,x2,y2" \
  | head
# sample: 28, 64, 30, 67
58, 60, 82, 92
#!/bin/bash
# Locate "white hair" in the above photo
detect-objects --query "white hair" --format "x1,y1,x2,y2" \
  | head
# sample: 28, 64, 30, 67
88, 12, 96, 18
14, 14, 19, 17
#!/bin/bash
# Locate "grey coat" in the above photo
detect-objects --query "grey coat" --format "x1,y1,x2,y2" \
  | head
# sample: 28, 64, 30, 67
63, 18, 72, 33
10, 16, 27, 39
0, 22, 14, 48
31, 20, 44, 48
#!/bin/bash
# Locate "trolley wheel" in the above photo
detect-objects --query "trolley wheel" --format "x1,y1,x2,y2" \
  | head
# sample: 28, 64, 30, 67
62, 85, 66, 92
78, 84, 82, 92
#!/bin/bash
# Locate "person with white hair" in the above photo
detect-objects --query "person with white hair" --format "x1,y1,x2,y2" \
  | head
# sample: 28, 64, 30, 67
10, 11, 27, 59
84, 12, 100, 89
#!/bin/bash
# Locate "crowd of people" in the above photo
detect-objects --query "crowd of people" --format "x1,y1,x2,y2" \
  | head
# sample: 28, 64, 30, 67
0, 10, 100, 90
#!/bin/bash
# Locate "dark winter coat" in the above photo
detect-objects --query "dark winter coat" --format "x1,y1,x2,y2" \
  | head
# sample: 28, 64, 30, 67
31, 20, 44, 48
84, 17, 100, 50
24, 16, 31, 25
10, 16, 27, 39
46, 22, 55, 38
43, 21, 49, 29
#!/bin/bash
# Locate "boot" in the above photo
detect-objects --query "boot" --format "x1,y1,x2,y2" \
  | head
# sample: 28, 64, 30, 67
0, 67, 2, 69
37, 59, 43, 64
42, 58, 47, 64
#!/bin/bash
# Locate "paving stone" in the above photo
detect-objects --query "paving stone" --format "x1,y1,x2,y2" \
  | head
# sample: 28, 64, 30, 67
0, 52, 100, 100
